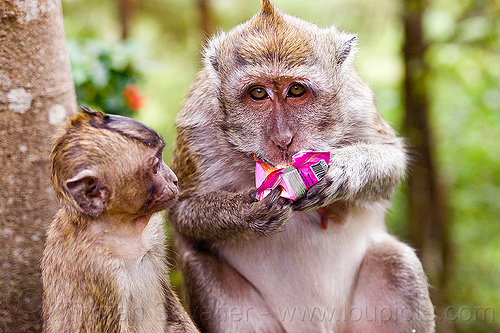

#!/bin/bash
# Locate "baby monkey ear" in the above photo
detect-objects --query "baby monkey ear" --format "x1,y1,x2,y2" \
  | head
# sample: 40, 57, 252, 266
66, 169, 108, 217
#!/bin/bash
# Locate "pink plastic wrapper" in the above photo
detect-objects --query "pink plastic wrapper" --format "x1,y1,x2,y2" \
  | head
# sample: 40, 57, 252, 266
255, 151, 331, 201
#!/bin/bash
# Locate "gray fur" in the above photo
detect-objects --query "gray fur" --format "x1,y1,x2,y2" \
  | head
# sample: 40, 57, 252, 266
168, 2, 434, 332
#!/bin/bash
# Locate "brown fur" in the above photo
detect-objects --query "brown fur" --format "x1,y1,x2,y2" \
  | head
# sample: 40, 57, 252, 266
236, 4, 314, 68
42, 108, 198, 333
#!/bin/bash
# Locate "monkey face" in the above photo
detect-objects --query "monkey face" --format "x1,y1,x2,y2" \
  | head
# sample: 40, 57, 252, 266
207, 1, 359, 168
53, 108, 178, 220
141, 150, 179, 213
107, 143, 179, 218
224, 76, 308, 166
218, 65, 346, 168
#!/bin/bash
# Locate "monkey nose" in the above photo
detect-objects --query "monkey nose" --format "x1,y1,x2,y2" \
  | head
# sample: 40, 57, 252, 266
272, 134, 294, 152
163, 164, 178, 185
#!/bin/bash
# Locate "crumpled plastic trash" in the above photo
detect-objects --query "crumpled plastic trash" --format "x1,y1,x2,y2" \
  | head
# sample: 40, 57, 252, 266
255, 151, 330, 201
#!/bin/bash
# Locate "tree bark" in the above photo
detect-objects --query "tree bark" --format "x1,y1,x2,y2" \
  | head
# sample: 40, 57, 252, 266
0, 1, 76, 331
402, 0, 452, 331
197, 0, 214, 45
117, 0, 137, 40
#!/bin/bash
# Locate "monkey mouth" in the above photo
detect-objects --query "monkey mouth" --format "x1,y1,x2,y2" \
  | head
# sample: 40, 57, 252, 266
159, 185, 178, 205
255, 152, 294, 169
254, 153, 274, 167
147, 186, 178, 212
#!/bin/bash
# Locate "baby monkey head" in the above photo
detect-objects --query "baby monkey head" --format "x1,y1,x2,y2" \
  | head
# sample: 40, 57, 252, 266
51, 107, 178, 220
204, 0, 370, 167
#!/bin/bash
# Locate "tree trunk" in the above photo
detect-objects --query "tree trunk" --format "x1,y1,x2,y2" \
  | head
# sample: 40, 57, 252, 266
402, 0, 452, 331
197, 0, 214, 45
0, 1, 76, 331
117, 0, 137, 40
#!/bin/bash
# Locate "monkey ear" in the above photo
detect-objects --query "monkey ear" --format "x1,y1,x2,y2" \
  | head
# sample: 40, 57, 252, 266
66, 169, 108, 217
203, 32, 225, 73
335, 33, 358, 67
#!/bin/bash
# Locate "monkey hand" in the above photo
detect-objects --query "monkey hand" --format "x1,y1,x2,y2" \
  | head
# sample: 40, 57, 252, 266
291, 166, 347, 211
243, 187, 293, 235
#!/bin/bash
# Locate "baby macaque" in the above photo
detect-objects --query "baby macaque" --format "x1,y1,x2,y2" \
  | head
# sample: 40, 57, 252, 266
42, 107, 198, 333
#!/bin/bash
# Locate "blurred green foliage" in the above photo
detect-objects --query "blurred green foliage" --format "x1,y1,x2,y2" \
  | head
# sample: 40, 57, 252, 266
68, 38, 147, 116
61, 0, 500, 332
424, 2, 500, 331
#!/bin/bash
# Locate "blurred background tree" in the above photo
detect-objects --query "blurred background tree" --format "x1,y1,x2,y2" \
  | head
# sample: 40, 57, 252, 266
60, 0, 499, 332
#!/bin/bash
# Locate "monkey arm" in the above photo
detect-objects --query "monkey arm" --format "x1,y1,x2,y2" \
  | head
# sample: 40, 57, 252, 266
168, 187, 292, 243
170, 123, 293, 243
164, 282, 199, 333
293, 140, 407, 211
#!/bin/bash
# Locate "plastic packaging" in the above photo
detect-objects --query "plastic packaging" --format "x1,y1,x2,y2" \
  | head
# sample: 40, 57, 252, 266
255, 151, 330, 201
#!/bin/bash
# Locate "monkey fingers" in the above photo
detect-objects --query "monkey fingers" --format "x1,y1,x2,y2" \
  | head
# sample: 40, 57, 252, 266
292, 193, 328, 211
245, 187, 292, 235
263, 186, 284, 204
292, 167, 347, 211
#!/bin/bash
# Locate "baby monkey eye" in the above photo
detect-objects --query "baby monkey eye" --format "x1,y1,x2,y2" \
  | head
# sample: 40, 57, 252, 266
288, 84, 306, 97
152, 157, 161, 174
249, 87, 268, 100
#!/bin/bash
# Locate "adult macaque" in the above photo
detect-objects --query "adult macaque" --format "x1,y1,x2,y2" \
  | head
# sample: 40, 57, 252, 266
169, 1, 434, 332
42, 107, 198, 333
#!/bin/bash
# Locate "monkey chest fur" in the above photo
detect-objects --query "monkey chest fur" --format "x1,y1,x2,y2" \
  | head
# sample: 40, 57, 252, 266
111, 213, 168, 333
218, 204, 389, 332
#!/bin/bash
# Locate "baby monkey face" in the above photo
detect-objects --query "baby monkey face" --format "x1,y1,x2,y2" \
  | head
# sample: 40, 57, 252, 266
100, 132, 179, 218
52, 107, 178, 219
134, 143, 179, 215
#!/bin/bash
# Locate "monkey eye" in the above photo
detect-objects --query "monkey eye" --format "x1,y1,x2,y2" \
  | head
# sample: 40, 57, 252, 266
288, 84, 306, 98
249, 87, 268, 100
152, 157, 160, 174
